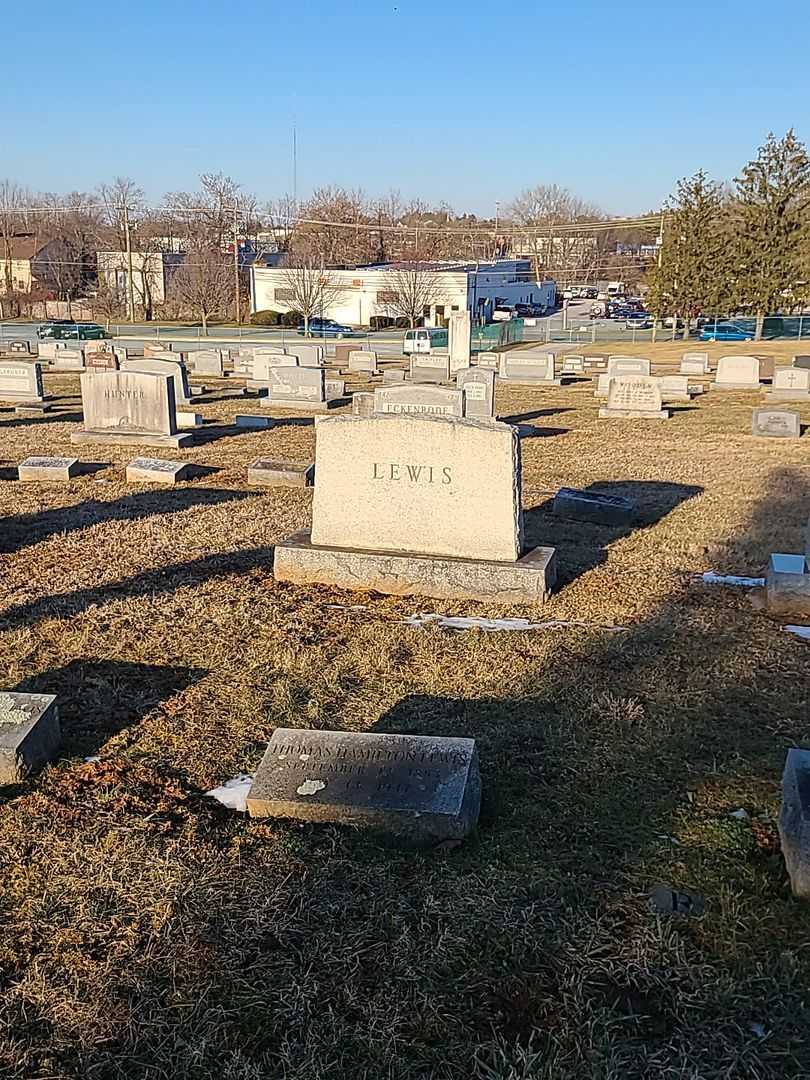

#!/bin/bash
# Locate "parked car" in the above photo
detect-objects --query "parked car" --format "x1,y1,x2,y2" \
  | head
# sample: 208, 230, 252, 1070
403, 327, 449, 353
492, 306, 518, 322
700, 322, 754, 341
625, 313, 653, 330
514, 302, 545, 317
37, 321, 108, 340
297, 317, 354, 337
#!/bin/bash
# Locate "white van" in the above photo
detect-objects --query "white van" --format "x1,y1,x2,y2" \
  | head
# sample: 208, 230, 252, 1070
403, 327, 448, 354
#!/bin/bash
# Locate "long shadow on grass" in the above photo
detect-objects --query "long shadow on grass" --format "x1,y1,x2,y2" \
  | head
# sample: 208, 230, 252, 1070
13, 659, 205, 758
0, 410, 84, 427
523, 479, 703, 588
0, 487, 257, 555
0, 546, 275, 631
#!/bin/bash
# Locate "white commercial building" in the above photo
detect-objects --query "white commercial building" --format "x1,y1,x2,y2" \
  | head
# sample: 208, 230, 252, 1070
250, 259, 556, 328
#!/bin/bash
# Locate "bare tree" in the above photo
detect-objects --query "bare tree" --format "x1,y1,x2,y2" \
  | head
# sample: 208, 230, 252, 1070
291, 186, 374, 265
505, 184, 605, 282
169, 246, 231, 333
0, 181, 34, 314
97, 177, 145, 250
91, 276, 126, 329
380, 264, 446, 327
280, 256, 346, 336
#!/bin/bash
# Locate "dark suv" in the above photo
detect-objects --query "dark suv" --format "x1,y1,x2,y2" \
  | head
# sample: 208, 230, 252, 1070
37, 321, 108, 341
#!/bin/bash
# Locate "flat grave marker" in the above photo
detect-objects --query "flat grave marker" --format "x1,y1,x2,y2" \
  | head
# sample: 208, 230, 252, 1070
247, 459, 314, 487
553, 487, 636, 526
125, 457, 194, 484
751, 407, 801, 438
0, 692, 60, 785
18, 456, 80, 482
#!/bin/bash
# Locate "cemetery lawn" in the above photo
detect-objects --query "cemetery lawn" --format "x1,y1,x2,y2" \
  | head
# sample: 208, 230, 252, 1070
2, 342, 810, 1079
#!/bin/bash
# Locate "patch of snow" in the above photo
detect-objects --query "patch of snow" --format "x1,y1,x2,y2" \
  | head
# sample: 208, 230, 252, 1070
702, 572, 765, 588
784, 625, 810, 641
296, 779, 326, 796
205, 773, 254, 813
729, 808, 750, 821
401, 612, 628, 633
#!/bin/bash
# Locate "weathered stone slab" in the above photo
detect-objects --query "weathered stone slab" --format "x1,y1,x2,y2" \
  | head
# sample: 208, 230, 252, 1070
252, 352, 297, 385
599, 375, 669, 419
681, 352, 710, 375
310, 414, 522, 561
553, 487, 637, 526
448, 310, 471, 374
0, 692, 60, 785
766, 553, 810, 613
457, 367, 495, 420
191, 350, 224, 377
475, 352, 499, 371
595, 374, 611, 398
14, 402, 53, 416
373, 384, 464, 418
143, 342, 173, 357
382, 368, 406, 384
290, 343, 325, 367
767, 368, 810, 400
561, 354, 585, 374
18, 456, 80, 482
793, 355, 810, 371
37, 341, 61, 360
409, 353, 450, 383
275, 528, 556, 604
247, 459, 314, 487
583, 355, 609, 371
125, 457, 193, 484
246, 728, 481, 845
347, 350, 380, 375
712, 355, 761, 390
607, 355, 651, 377
325, 378, 345, 400
751, 407, 801, 438
176, 411, 203, 429
50, 348, 85, 372
352, 392, 375, 417
260, 366, 326, 410
498, 351, 560, 384
658, 375, 697, 401
121, 357, 192, 406
235, 414, 274, 429
72, 370, 191, 448
758, 355, 775, 382
0, 361, 44, 402
780, 748, 810, 898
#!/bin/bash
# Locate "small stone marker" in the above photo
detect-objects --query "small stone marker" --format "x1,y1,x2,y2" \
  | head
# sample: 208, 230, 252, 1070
176, 411, 203, 428
457, 367, 496, 420
191, 350, 224, 377
352, 392, 375, 417
561, 354, 585, 374
382, 368, 406, 384
290, 343, 325, 367
595, 373, 611, 398
84, 341, 119, 370
751, 407, 801, 438
374, 383, 464, 418
347, 350, 379, 375
251, 352, 297, 386
14, 402, 53, 416
553, 487, 636, 526
712, 355, 761, 390
448, 310, 471, 374
125, 457, 193, 484
72, 370, 191, 448
779, 748, 810, 899
409, 353, 450, 383
143, 342, 173, 357
607, 355, 651, 377
246, 728, 481, 845
7, 340, 31, 354
758, 355, 775, 382
659, 374, 697, 401
475, 352, 500, 371
0, 361, 44, 402
0, 692, 60, 785
793, 355, 810, 371
18, 456, 80, 482
599, 376, 669, 419
247, 459, 314, 487
583, 354, 608, 371
681, 352, 710, 375
768, 368, 810, 400
498, 351, 560, 384
235, 414, 274, 429
766, 553, 810, 614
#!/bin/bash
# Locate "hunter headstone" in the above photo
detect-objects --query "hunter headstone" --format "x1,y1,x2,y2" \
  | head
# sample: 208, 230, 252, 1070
0, 692, 60, 785
373, 384, 464, 418
457, 367, 496, 420
712, 355, 761, 390
246, 728, 481, 845
0, 362, 44, 402
122, 357, 192, 406
779, 748, 810, 898
599, 375, 669, 419
751, 407, 801, 438
72, 370, 191, 448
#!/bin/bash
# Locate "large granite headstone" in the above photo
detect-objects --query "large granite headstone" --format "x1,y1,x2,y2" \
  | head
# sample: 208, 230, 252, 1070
712, 355, 761, 390
457, 367, 496, 420
373, 384, 464, 418
246, 728, 481, 845
780, 748, 810, 898
599, 376, 669, 419
0, 361, 44, 402
498, 351, 560, 384
0, 692, 60, 785
71, 370, 191, 448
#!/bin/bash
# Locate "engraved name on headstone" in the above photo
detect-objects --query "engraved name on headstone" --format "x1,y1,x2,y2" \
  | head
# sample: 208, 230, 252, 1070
373, 384, 464, 418
0, 361, 44, 401
598, 375, 669, 419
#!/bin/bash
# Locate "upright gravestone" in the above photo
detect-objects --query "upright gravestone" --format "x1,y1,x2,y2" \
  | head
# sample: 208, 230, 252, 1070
191, 350, 224, 377
7, 340, 31, 354
291, 343, 325, 367
143, 342, 173, 357
121, 357, 193, 407
583, 355, 609, 371
373, 384, 464, 418
251, 353, 298, 386
561, 354, 585, 374
0, 361, 44, 402
409, 353, 450, 383
498, 351, 560, 385
751, 407, 801, 438
712, 355, 761, 390
792, 355, 810, 371
681, 352, 710, 375
260, 366, 339, 412
658, 375, 698, 401
37, 341, 60, 360
50, 348, 85, 372
768, 368, 810, 400
71, 369, 191, 447
607, 355, 651, 377
0, 692, 60, 785
84, 342, 120, 371
352, 392, 375, 418
475, 352, 499, 371
347, 350, 380, 376
448, 310, 471, 375
274, 413, 557, 604
246, 728, 481, 845
457, 367, 496, 420
599, 376, 669, 420
779, 748, 810, 899
382, 368, 406, 384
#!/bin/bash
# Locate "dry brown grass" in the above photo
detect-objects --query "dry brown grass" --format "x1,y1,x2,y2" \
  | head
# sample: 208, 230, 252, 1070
1, 350, 810, 1078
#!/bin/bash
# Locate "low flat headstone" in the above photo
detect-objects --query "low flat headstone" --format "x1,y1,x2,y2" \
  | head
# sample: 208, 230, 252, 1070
0, 361, 44, 402
14, 402, 53, 416
72, 370, 191, 448
767, 368, 810, 400
457, 367, 496, 420
0, 692, 60, 785
18, 456, 80, 482
247, 459, 314, 487
681, 351, 710, 375
751, 407, 800, 438
409, 353, 450, 383
607, 355, 651, 377
382, 368, 406, 384
191, 350, 224, 377
712, 355, 761, 390
498, 351, 560, 384
553, 487, 636, 526
246, 728, 481, 845
347, 350, 379, 375
780, 748, 810, 898
352, 392, 375, 417
176, 410, 203, 428
475, 352, 499, 371
766, 553, 810, 614
599, 375, 669, 419
374, 384, 464, 418
125, 457, 193, 484
235, 414, 274, 429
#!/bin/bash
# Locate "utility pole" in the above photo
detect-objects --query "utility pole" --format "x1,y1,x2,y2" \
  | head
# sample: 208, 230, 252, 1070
232, 202, 241, 325
123, 203, 135, 323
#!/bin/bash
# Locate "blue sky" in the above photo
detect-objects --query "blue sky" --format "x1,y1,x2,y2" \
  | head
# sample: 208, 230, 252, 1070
3, 0, 808, 216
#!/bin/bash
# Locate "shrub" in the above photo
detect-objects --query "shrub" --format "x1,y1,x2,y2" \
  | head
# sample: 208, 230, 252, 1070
250, 309, 283, 326
281, 310, 301, 327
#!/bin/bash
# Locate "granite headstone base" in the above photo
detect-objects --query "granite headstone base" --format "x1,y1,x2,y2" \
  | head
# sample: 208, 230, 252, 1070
274, 528, 557, 605
248, 460, 314, 487
0, 692, 60, 785
18, 456, 80, 482
553, 487, 637, 526
71, 430, 192, 448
